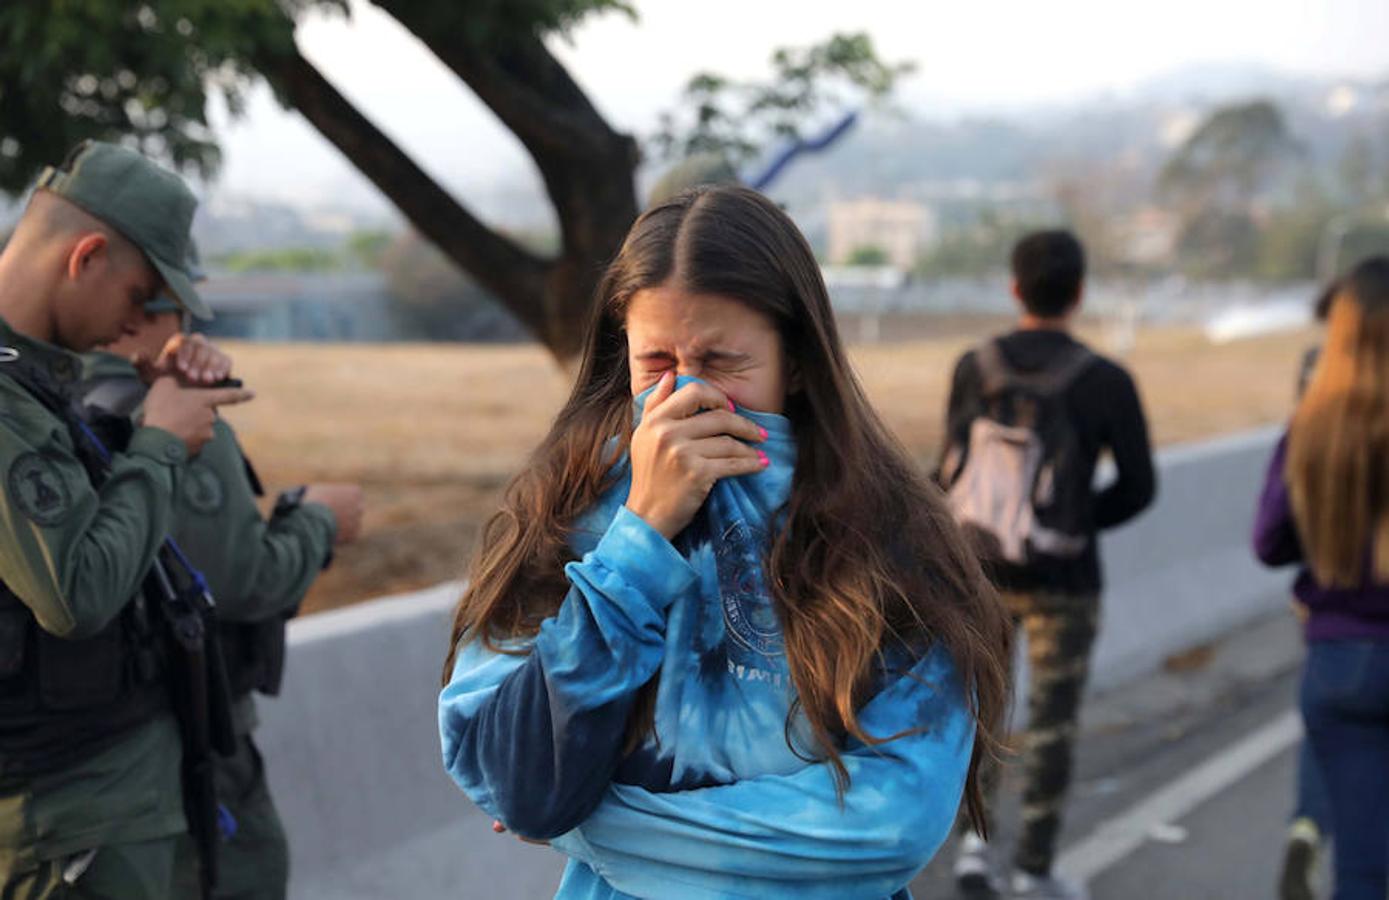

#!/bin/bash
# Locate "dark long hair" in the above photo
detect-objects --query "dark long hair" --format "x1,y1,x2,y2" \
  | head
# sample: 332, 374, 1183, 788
444, 186, 1010, 833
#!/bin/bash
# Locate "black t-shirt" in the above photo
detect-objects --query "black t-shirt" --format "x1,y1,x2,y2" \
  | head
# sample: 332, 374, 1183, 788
940, 329, 1157, 594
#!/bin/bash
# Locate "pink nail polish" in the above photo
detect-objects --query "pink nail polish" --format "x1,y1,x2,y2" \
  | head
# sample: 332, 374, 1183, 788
727, 400, 735, 412
758, 427, 768, 440
758, 451, 769, 467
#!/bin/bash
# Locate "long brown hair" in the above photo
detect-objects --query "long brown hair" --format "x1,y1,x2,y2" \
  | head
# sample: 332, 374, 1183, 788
444, 186, 1010, 833
1288, 256, 1389, 586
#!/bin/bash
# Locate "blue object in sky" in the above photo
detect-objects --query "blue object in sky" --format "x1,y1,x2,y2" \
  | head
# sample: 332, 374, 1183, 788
748, 110, 860, 191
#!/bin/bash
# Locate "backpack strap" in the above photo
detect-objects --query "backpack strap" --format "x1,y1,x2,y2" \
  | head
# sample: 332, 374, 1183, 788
973, 339, 1095, 399
1030, 343, 1096, 396
973, 339, 1013, 398
0, 355, 109, 486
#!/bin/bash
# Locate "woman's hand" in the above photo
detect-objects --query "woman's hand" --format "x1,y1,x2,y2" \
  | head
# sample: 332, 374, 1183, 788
625, 373, 768, 540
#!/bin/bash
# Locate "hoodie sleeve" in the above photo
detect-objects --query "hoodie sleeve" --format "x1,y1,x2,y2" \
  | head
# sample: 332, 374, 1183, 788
439, 506, 697, 840
550, 646, 974, 899
1092, 364, 1157, 530
1252, 433, 1302, 567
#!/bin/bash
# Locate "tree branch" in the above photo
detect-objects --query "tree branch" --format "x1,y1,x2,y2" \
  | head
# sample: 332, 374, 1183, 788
369, 0, 625, 162
257, 46, 554, 340
366, 1, 639, 263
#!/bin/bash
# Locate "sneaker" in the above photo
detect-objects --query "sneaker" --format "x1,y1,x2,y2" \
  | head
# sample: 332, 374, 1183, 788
954, 832, 1003, 898
1008, 870, 1089, 900
1279, 817, 1321, 900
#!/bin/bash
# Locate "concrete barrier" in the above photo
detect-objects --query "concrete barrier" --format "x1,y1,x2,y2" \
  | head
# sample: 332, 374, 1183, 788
1088, 425, 1286, 686
258, 426, 1287, 899
255, 581, 568, 900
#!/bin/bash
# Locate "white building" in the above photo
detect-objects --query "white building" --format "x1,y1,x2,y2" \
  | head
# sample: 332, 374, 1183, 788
826, 198, 936, 270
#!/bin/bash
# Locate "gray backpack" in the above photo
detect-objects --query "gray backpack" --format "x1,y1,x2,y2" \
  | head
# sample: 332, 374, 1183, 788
943, 340, 1095, 566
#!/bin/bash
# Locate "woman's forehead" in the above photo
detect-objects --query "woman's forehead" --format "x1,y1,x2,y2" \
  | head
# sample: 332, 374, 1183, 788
626, 286, 774, 347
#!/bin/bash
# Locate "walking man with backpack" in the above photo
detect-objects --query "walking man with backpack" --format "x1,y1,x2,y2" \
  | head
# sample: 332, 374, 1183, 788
938, 229, 1157, 899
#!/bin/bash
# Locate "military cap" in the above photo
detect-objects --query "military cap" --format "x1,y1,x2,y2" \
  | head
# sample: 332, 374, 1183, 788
145, 240, 207, 318
35, 141, 211, 319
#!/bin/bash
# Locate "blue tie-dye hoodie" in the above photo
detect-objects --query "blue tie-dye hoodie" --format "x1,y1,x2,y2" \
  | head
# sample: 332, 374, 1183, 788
439, 377, 974, 900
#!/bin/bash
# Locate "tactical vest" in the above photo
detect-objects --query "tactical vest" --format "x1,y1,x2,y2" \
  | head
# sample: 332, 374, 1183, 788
0, 361, 168, 784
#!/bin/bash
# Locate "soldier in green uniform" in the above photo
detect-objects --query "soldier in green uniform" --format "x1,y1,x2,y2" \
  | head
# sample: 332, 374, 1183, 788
82, 286, 364, 900
0, 141, 254, 898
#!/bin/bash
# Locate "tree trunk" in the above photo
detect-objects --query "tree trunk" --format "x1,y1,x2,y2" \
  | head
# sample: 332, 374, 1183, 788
257, 9, 640, 365
370, 2, 641, 361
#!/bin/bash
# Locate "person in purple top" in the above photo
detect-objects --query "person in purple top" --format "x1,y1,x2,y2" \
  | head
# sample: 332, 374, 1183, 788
1279, 276, 1339, 900
1253, 255, 1389, 900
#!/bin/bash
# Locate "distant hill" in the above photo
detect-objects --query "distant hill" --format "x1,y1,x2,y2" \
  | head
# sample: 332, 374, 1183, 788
764, 62, 1389, 214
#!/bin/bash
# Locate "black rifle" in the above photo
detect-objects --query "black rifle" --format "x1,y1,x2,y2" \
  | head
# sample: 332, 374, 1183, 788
144, 545, 235, 900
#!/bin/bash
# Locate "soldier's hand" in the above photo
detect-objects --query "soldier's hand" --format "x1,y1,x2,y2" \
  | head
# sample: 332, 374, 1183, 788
143, 377, 255, 455
137, 333, 234, 386
304, 483, 364, 545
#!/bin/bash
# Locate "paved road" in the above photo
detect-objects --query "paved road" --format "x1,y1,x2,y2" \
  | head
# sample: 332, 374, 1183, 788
910, 610, 1321, 900
1089, 742, 1312, 899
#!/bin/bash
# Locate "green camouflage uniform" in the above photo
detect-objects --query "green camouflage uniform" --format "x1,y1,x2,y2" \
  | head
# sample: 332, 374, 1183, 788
0, 140, 233, 899
81, 351, 337, 900
0, 319, 189, 899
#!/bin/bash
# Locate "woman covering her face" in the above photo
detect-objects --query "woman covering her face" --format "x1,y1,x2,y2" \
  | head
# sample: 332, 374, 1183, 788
438, 186, 1011, 899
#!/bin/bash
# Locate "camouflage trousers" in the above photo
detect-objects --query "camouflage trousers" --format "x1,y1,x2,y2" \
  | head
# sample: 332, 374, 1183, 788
973, 589, 1100, 877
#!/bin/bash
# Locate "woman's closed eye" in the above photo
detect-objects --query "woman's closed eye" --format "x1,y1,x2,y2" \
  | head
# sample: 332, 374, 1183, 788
703, 350, 754, 370
635, 351, 675, 373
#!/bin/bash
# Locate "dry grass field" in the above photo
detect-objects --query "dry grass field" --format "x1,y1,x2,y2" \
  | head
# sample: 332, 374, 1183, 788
217, 319, 1315, 614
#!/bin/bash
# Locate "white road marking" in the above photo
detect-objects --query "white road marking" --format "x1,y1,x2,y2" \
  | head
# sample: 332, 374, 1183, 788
1056, 709, 1302, 883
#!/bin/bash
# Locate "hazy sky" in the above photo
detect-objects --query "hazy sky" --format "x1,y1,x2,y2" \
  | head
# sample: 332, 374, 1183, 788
208, 0, 1389, 218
